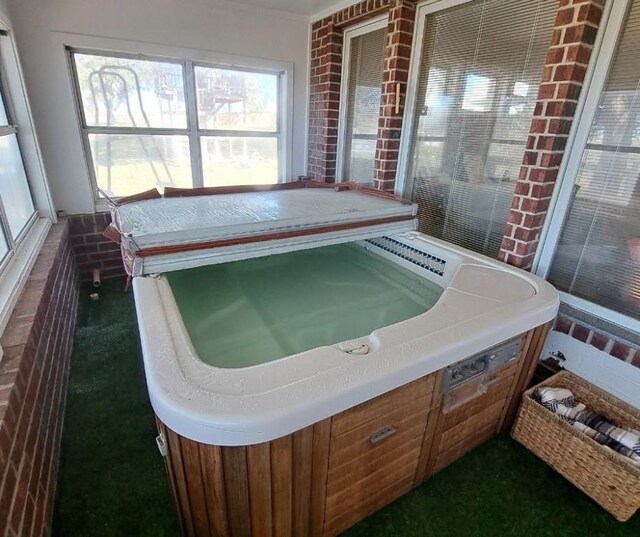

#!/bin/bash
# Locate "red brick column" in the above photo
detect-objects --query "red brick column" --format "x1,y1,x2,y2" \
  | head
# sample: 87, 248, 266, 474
308, 22, 343, 182
373, 0, 416, 191
499, 0, 604, 269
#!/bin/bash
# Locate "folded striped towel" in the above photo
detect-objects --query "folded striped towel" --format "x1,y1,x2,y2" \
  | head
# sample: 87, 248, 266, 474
533, 386, 640, 466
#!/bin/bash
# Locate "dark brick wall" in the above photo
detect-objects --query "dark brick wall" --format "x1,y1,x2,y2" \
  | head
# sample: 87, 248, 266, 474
0, 221, 79, 537
68, 213, 125, 283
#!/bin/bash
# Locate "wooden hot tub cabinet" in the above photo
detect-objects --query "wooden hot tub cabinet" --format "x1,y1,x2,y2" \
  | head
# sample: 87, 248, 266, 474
155, 323, 551, 537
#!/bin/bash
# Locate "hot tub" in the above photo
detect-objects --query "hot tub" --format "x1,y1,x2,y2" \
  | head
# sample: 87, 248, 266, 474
117, 185, 558, 536
134, 231, 557, 446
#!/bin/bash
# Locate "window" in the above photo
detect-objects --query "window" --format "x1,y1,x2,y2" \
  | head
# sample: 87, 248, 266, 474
399, 0, 558, 257
0, 49, 36, 260
337, 20, 387, 183
69, 50, 284, 198
541, 0, 640, 325
0, 30, 53, 338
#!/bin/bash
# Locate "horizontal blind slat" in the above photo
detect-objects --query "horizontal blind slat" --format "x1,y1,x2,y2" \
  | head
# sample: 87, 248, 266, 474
404, 0, 558, 257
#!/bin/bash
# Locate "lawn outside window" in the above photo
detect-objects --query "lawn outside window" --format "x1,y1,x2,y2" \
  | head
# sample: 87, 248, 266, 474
68, 48, 285, 199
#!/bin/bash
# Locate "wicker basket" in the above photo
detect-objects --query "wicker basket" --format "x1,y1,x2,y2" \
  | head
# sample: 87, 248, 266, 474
512, 370, 640, 522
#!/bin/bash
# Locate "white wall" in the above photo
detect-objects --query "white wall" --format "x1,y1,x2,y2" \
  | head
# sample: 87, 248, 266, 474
543, 332, 640, 409
6, 0, 310, 214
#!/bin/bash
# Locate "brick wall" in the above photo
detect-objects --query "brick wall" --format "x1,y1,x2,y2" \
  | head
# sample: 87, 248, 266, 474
0, 222, 79, 537
498, 0, 604, 269
373, 0, 416, 191
69, 213, 126, 283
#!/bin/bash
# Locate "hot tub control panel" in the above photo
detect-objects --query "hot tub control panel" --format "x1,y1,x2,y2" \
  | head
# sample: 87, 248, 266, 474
442, 337, 521, 393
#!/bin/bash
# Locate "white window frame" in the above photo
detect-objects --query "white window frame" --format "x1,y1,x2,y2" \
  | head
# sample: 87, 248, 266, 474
533, 0, 640, 334
0, 21, 55, 342
57, 34, 293, 211
336, 15, 388, 182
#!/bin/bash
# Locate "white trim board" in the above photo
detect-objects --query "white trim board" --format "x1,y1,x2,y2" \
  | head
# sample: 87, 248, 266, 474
311, 0, 365, 22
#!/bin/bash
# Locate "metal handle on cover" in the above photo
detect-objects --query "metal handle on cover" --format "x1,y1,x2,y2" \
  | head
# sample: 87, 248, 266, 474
370, 425, 396, 445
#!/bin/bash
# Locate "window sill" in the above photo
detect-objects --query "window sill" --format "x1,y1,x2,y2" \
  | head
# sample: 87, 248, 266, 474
0, 217, 52, 344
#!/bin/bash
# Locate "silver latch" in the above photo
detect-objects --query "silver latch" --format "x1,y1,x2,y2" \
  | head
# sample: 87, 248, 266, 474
338, 341, 370, 355
370, 425, 396, 444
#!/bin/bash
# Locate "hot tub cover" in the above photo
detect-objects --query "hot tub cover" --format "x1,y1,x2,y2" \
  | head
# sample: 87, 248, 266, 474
104, 181, 418, 276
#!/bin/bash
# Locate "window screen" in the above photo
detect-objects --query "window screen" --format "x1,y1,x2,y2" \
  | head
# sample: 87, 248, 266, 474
403, 0, 558, 257
0, 46, 36, 248
341, 27, 387, 182
547, 1, 640, 320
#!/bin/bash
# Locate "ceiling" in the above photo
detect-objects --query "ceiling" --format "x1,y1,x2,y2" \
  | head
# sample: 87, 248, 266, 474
223, 0, 351, 18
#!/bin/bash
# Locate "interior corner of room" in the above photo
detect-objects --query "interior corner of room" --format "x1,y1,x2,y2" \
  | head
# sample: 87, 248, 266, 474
0, 0, 638, 536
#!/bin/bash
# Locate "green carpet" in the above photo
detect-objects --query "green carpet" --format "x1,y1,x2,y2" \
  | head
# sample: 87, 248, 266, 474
53, 279, 639, 536
53, 279, 179, 537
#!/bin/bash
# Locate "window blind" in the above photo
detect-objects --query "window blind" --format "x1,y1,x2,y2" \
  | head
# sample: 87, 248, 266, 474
342, 27, 387, 183
404, 0, 558, 257
548, 1, 640, 320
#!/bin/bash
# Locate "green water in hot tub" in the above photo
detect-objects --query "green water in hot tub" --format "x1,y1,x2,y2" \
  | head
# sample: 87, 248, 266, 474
166, 243, 444, 368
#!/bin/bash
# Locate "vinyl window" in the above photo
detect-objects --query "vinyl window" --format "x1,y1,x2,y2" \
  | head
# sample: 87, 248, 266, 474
0, 43, 37, 261
337, 19, 387, 183
69, 50, 284, 198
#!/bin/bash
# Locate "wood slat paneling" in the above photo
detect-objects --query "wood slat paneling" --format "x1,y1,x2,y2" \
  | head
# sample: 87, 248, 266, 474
332, 375, 435, 436
413, 370, 444, 486
152, 324, 549, 536
324, 475, 415, 536
441, 365, 516, 429
292, 427, 314, 537
199, 443, 230, 537
155, 419, 187, 535
165, 426, 196, 537
501, 322, 552, 429
329, 393, 432, 459
156, 420, 331, 537
325, 446, 422, 514
246, 442, 272, 537
433, 420, 497, 474
323, 374, 435, 535
438, 399, 505, 453
270, 435, 293, 537
329, 420, 428, 480
309, 420, 332, 537
180, 436, 212, 536
223, 446, 252, 537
